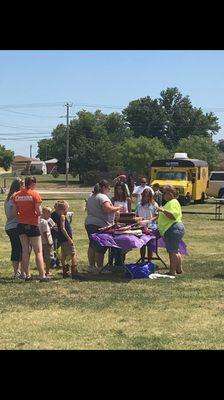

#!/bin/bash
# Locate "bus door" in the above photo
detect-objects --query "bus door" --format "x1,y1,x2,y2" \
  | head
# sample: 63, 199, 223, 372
190, 168, 198, 200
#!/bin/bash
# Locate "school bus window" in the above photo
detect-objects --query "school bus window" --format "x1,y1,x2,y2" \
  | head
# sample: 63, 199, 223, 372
198, 168, 201, 180
156, 171, 187, 180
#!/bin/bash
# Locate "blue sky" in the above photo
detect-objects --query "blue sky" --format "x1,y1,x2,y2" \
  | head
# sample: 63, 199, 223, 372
1, 50, 224, 158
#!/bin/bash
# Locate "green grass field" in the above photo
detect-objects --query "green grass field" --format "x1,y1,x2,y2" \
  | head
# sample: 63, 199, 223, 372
0, 174, 81, 191
0, 196, 224, 350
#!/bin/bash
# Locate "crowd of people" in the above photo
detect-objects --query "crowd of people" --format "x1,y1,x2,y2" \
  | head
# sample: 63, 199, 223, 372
4, 176, 79, 282
3, 173, 185, 281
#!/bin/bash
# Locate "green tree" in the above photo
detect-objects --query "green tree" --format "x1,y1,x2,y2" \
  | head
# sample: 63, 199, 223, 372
122, 97, 167, 139
37, 138, 54, 160
123, 87, 220, 148
37, 124, 67, 172
175, 136, 219, 170
217, 139, 224, 152
120, 136, 170, 176
37, 110, 132, 176
0, 145, 14, 171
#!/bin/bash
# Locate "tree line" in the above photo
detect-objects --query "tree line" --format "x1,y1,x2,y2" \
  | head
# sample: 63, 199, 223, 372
2, 87, 223, 175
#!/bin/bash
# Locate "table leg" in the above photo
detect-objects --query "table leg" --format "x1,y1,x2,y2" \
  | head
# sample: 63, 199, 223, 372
137, 237, 168, 268
99, 248, 114, 274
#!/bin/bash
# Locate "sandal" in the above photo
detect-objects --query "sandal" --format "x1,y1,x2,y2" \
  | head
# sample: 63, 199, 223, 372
39, 277, 50, 283
46, 272, 53, 277
25, 274, 32, 281
165, 271, 176, 276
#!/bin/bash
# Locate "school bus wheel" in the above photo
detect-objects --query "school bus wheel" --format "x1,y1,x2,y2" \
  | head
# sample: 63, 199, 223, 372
179, 194, 191, 206
194, 192, 205, 204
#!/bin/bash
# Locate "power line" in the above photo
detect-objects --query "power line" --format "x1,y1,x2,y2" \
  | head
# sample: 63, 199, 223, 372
0, 132, 51, 138
0, 109, 61, 118
0, 137, 51, 141
73, 103, 124, 109
0, 100, 223, 112
0, 123, 53, 131
0, 102, 65, 109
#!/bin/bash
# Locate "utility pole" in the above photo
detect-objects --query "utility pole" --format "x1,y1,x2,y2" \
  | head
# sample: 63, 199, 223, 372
30, 145, 32, 159
65, 103, 73, 187
60, 103, 74, 187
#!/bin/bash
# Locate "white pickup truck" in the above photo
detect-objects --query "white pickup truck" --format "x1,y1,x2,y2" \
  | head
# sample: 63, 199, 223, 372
206, 171, 224, 198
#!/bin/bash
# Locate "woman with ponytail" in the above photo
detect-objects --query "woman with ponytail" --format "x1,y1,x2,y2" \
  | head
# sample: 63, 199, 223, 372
4, 178, 24, 278
12, 176, 48, 282
85, 179, 123, 274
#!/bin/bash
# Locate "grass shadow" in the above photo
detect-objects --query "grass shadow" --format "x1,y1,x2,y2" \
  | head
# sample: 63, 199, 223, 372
0, 272, 130, 285
213, 274, 224, 279
81, 273, 131, 283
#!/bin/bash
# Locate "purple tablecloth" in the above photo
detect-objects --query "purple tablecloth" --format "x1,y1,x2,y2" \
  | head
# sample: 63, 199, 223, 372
91, 232, 189, 255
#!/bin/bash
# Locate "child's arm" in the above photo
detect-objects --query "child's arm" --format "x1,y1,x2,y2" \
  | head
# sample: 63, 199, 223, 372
49, 220, 58, 231
43, 231, 51, 246
127, 197, 132, 213
60, 215, 73, 244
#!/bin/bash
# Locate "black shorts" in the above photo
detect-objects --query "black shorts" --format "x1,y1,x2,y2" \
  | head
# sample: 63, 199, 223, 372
85, 224, 108, 254
17, 223, 41, 237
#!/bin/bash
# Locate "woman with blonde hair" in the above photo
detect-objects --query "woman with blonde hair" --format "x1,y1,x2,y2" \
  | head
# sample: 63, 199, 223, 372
157, 185, 185, 275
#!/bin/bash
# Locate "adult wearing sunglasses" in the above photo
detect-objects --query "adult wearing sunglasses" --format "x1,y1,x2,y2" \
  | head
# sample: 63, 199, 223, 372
132, 177, 154, 204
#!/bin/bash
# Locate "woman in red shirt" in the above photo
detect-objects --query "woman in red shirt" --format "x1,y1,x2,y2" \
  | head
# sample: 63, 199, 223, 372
12, 176, 48, 282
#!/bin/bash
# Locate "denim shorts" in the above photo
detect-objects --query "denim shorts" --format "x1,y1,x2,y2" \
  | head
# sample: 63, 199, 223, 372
85, 224, 108, 255
163, 222, 185, 253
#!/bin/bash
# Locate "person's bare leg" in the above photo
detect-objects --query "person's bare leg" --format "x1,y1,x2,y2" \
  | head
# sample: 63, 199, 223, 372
88, 246, 96, 267
71, 254, 78, 274
168, 252, 180, 275
45, 259, 51, 275
30, 236, 45, 279
61, 254, 67, 276
147, 247, 153, 261
12, 261, 20, 275
19, 235, 31, 276
140, 245, 146, 261
176, 253, 183, 273
95, 252, 104, 269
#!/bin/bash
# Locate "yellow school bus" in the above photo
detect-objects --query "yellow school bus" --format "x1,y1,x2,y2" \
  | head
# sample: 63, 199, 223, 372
150, 157, 208, 205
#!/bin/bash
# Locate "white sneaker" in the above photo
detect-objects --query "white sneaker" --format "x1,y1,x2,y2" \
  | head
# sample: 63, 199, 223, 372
87, 265, 100, 274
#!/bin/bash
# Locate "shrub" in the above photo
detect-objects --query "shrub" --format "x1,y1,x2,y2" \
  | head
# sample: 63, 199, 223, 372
52, 171, 60, 178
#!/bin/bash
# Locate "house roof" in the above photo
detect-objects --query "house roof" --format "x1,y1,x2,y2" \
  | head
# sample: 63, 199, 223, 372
13, 155, 37, 163
45, 159, 58, 163
31, 160, 46, 165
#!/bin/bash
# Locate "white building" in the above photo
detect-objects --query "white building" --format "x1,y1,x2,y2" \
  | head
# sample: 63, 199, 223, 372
30, 160, 47, 175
